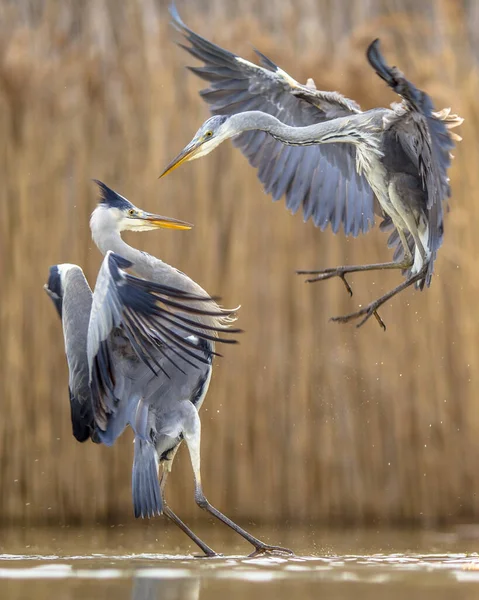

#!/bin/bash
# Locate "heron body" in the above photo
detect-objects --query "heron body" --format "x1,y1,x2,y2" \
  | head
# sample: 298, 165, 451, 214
163, 5, 462, 327
45, 181, 292, 557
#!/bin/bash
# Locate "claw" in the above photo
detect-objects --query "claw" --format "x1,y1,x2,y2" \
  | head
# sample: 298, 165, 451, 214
372, 309, 386, 330
298, 269, 354, 296
339, 273, 353, 297
330, 304, 386, 330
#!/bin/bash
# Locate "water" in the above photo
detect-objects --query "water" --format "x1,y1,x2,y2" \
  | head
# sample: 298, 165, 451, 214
1, 525, 479, 599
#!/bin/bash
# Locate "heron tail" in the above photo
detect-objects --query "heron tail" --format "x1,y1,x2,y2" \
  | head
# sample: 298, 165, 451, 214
132, 438, 162, 518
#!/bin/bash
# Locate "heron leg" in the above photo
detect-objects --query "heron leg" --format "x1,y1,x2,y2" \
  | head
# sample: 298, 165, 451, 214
160, 470, 218, 558
297, 225, 414, 291
297, 258, 413, 287
183, 407, 294, 558
330, 266, 427, 329
298, 257, 413, 330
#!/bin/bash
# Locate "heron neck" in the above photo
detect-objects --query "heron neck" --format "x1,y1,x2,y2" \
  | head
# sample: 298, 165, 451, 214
229, 111, 373, 146
93, 229, 145, 266
92, 228, 203, 293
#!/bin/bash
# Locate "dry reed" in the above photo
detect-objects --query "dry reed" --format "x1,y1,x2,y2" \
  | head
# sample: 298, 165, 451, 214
1, 0, 478, 526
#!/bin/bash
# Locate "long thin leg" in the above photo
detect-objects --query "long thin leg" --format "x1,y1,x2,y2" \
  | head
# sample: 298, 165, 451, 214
330, 267, 426, 329
297, 258, 412, 287
298, 259, 413, 330
163, 505, 217, 557
183, 407, 294, 558
160, 456, 218, 557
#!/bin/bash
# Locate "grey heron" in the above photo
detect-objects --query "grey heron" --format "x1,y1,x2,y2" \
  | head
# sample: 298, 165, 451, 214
161, 5, 462, 329
44, 180, 293, 557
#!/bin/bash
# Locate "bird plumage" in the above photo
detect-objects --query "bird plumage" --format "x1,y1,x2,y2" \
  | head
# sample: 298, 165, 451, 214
170, 3, 376, 237
46, 181, 290, 556
166, 5, 462, 324
44, 264, 95, 442
45, 181, 240, 521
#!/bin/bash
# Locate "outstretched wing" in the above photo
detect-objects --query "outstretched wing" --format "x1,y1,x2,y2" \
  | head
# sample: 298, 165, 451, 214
87, 251, 240, 432
44, 265, 96, 443
170, 4, 376, 237
367, 39, 462, 270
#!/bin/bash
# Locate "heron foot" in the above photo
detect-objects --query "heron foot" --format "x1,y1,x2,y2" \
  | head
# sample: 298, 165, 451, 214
247, 544, 295, 558
193, 550, 222, 558
330, 302, 387, 330
297, 267, 353, 296
329, 266, 427, 330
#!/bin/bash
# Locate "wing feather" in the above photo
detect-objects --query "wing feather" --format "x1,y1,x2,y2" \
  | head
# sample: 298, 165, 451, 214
367, 39, 462, 281
170, 5, 376, 237
87, 252, 240, 430
44, 265, 96, 442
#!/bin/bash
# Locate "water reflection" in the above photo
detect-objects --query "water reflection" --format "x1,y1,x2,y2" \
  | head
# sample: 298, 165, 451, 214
131, 576, 200, 600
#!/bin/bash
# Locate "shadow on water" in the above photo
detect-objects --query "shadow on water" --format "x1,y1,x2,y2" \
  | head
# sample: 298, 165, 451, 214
1, 525, 479, 599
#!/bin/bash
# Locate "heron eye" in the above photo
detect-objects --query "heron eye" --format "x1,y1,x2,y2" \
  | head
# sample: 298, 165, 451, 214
128, 209, 135, 216
205, 131, 213, 138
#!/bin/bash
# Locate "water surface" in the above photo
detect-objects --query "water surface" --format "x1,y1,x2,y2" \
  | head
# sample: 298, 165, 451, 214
1, 525, 479, 599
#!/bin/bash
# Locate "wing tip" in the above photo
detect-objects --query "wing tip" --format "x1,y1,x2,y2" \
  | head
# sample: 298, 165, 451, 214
253, 48, 278, 72
169, 1, 184, 30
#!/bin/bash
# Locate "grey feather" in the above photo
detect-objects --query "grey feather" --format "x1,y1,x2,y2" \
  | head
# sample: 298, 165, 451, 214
47, 181, 241, 532
132, 437, 162, 518
170, 4, 376, 237
88, 251, 238, 435
44, 265, 95, 442
169, 13, 462, 295
367, 39, 460, 286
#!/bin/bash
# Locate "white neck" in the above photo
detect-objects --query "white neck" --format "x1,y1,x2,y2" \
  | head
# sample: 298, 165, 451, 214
92, 226, 141, 262
90, 208, 154, 277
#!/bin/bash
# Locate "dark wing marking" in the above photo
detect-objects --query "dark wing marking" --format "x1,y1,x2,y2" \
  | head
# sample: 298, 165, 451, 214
170, 4, 376, 237
68, 387, 94, 442
87, 251, 240, 430
367, 39, 462, 282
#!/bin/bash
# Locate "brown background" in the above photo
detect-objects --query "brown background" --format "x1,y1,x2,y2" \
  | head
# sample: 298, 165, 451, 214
1, 0, 478, 527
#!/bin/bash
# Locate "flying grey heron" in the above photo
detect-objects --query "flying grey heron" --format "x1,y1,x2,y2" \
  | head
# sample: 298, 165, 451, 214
161, 5, 462, 329
44, 180, 293, 557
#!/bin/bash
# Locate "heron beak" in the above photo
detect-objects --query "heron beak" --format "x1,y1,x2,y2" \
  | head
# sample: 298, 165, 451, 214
159, 140, 201, 178
142, 212, 193, 230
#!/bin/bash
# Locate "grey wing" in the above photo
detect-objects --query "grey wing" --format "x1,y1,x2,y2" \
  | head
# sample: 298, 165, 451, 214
44, 265, 95, 443
367, 39, 462, 257
394, 109, 460, 261
87, 251, 239, 438
171, 5, 376, 237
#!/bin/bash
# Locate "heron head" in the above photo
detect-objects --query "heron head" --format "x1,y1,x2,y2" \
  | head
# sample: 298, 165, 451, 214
160, 115, 231, 177
91, 180, 193, 234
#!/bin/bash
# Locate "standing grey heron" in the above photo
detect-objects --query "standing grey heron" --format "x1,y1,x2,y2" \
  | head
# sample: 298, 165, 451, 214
161, 5, 462, 329
44, 180, 292, 557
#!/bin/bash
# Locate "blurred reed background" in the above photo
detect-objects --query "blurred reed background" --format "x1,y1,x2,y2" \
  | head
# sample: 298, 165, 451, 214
0, 0, 478, 527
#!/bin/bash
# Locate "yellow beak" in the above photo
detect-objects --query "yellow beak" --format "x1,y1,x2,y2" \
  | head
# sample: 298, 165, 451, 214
159, 140, 200, 178
143, 212, 193, 230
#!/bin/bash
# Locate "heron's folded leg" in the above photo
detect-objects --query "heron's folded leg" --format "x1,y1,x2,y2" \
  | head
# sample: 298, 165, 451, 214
160, 472, 218, 557
330, 266, 427, 330
297, 258, 413, 330
297, 258, 413, 287
183, 405, 294, 558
